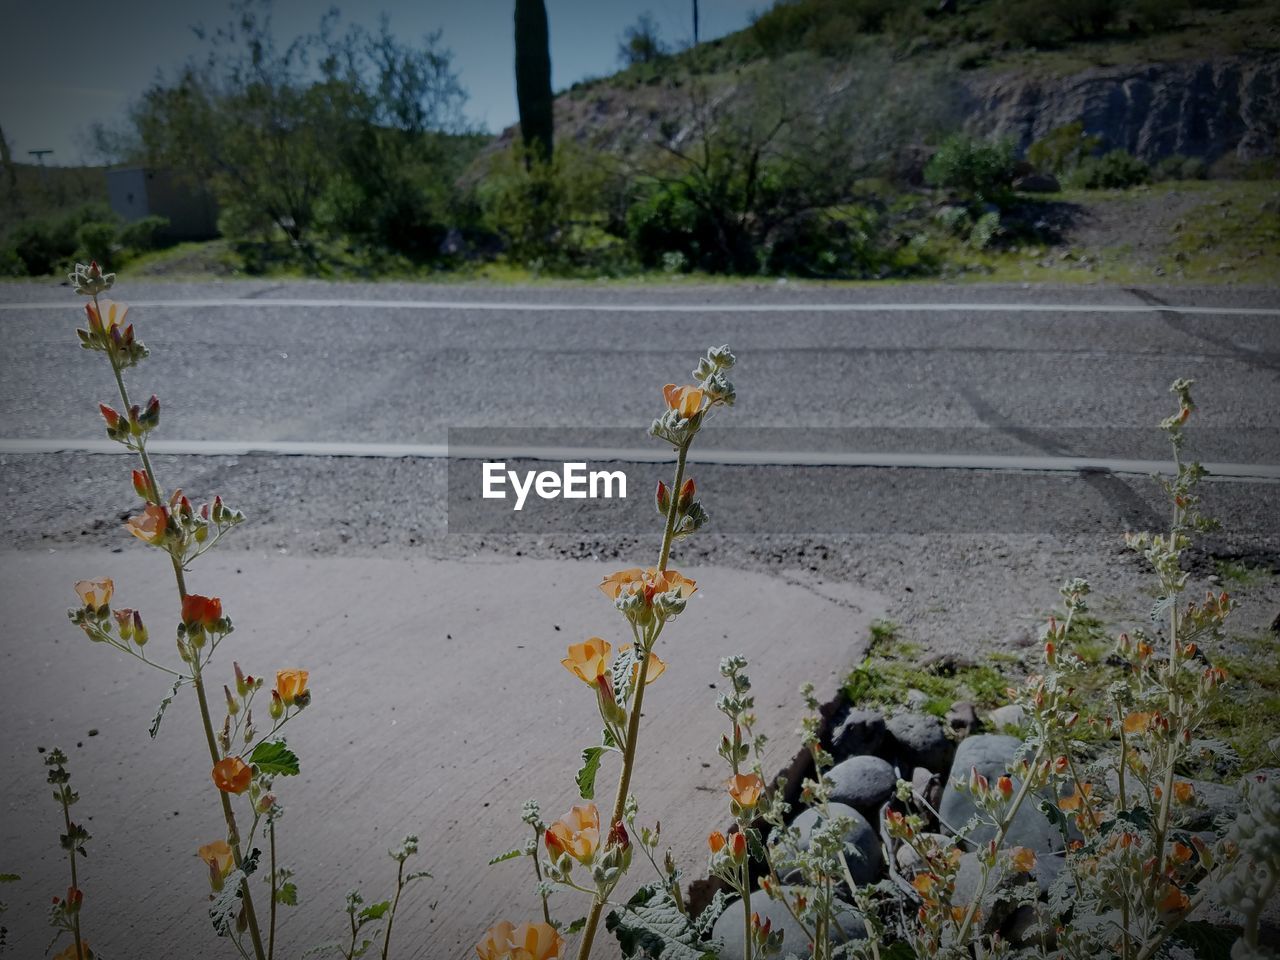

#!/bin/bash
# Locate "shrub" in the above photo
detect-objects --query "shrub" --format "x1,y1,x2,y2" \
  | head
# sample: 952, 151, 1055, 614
994, 0, 1063, 47
75, 221, 119, 270
1054, 0, 1123, 38
1066, 148, 1152, 188
924, 134, 1018, 205
1154, 153, 1208, 181
1028, 121, 1103, 174
116, 215, 171, 252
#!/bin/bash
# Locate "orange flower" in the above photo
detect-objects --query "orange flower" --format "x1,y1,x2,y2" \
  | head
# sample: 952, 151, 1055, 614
1009, 846, 1037, 874
996, 775, 1014, 800
125, 504, 167, 544
182, 594, 223, 629
598, 567, 697, 605
275, 669, 309, 706
197, 839, 235, 890
561, 638, 611, 684
912, 872, 938, 903
74, 577, 113, 611
1123, 712, 1152, 735
663, 383, 705, 418
1058, 783, 1094, 812
708, 830, 726, 854
211, 756, 252, 794
620, 644, 666, 684
727, 772, 765, 810
729, 831, 748, 861
52, 942, 92, 960
1158, 884, 1189, 913
545, 803, 600, 864
1170, 842, 1193, 865
475, 921, 564, 960
1172, 781, 1195, 805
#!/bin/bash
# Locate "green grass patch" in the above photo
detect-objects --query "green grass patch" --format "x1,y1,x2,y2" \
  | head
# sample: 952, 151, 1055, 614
843, 621, 1020, 717
1207, 632, 1280, 771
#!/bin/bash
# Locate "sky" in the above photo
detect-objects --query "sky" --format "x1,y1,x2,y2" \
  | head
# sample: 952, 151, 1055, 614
0, 0, 757, 166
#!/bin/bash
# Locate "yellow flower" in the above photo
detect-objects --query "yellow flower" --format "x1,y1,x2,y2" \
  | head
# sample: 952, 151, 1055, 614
1122, 711, 1152, 735
561, 638, 611, 684
52, 942, 93, 960
197, 839, 234, 890
1008, 846, 1037, 874
727, 772, 764, 810
74, 578, 113, 612
85, 298, 128, 334
275, 669, 309, 706
125, 504, 168, 544
620, 644, 666, 684
663, 383, 705, 418
545, 803, 600, 864
476, 921, 564, 960
599, 567, 697, 605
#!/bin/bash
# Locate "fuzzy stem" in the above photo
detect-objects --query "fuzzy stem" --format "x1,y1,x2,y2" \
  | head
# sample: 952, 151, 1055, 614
575, 439, 691, 960
100, 296, 268, 960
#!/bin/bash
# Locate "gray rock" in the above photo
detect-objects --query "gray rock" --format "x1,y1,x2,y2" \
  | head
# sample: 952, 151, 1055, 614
886, 711, 954, 773
912, 766, 943, 812
1013, 173, 1061, 193
894, 831, 950, 877
905, 688, 930, 710
939, 735, 1062, 853
781, 802, 882, 885
829, 755, 898, 812
986, 704, 1026, 731
946, 701, 982, 738
712, 886, 865, 954
831, 707, 885, 760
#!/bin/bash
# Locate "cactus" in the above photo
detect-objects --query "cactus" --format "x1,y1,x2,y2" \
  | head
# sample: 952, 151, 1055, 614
514, 0, 554, 164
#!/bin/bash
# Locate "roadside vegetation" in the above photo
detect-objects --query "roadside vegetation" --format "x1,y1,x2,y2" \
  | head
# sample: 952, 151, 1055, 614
3, 0, 1276, 284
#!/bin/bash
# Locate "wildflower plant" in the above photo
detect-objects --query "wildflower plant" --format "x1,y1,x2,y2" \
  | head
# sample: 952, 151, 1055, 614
481, 346, 737, 960
57, 264, 427, 959
43, 748, 92, 960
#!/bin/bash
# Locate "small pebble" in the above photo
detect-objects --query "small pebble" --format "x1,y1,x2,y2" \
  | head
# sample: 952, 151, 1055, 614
88, 729, 99, 737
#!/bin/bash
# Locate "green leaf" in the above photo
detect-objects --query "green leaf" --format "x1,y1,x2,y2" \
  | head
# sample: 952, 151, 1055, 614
210, 869, 247, 936
0, 874, 19, 883
605, 884, 719, 960
602, 726, 620, 750
578, 746, 606, 800
357, 900, 392, 927
565, 917, 587, 935
611, 648, 637, 707
149, 679, 184, 740
488, 849, 524, 865
249, 740, 300, 776
691, 890, 728, 938
275, 882, 298, 906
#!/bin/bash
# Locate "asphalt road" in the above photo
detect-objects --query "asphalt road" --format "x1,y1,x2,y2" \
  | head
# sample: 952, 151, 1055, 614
2, 280, 1279, 958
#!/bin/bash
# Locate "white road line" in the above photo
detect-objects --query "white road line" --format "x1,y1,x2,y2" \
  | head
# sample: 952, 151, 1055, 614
1, 299, 1278, 316
3, 438, 1277, 481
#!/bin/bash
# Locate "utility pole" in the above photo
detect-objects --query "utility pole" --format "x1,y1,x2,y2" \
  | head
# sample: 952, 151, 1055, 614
29, 148, 54, 185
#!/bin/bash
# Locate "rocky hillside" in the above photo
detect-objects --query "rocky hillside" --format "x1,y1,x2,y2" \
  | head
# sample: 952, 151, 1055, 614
966, 54, 1280, 163
500, 3, 1280, 171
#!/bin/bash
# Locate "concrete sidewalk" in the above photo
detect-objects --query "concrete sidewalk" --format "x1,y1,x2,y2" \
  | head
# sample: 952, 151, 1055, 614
0, 548, 886, 959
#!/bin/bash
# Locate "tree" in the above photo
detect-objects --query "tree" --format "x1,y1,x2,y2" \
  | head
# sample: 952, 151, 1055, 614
618, 13, 668, 66
514, 0, 554, 164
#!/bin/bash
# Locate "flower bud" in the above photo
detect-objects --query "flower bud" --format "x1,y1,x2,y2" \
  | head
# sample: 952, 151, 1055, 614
234, 662, 250, 698
997, 775, 1014, 800
224, 685, 240, 716
269, 690, 284, 720
114, 607, 135, 641
677, 478, 696, 511
655, 481, 670, 515
729, 831, 748, 864
708, 830, 726, 854
139, 394, 161, 431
